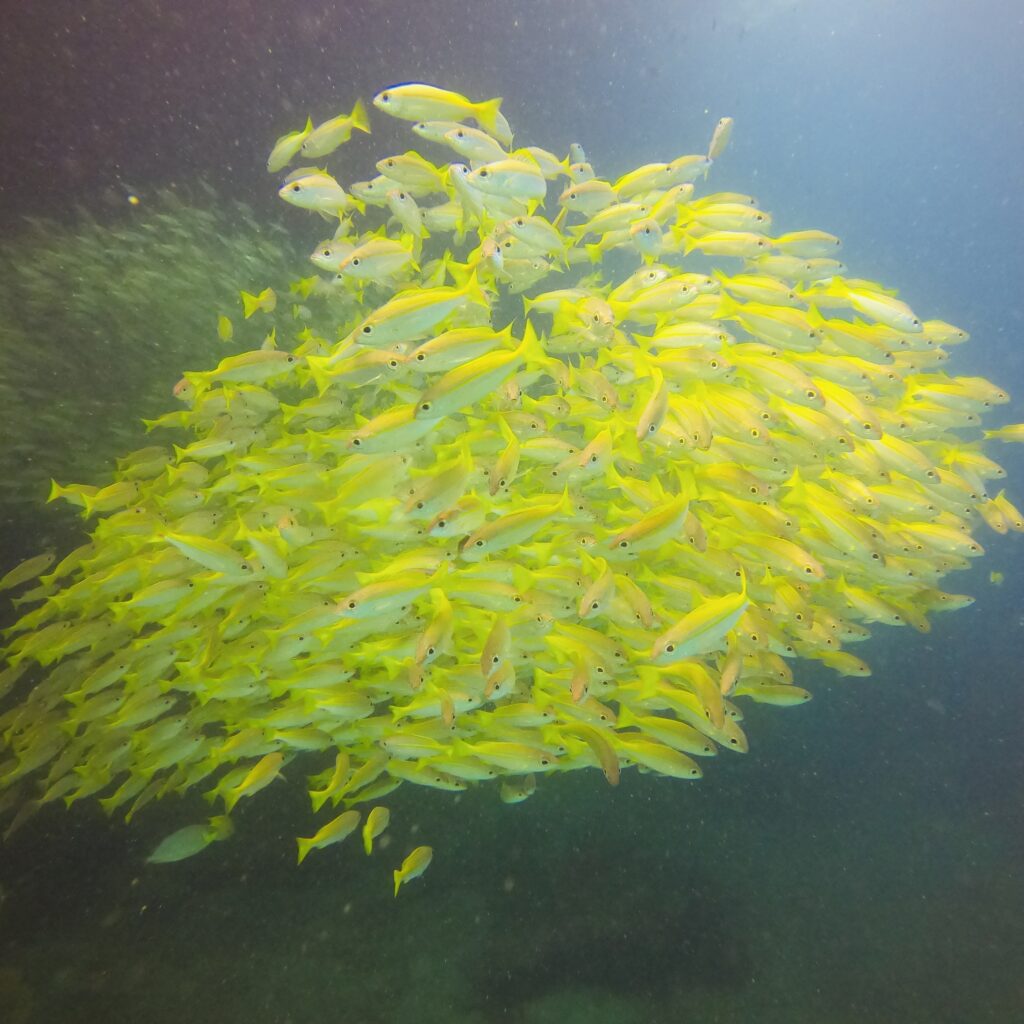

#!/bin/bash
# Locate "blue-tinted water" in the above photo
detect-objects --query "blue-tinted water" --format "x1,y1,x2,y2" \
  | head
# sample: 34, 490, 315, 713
1, 3, 1022, 1022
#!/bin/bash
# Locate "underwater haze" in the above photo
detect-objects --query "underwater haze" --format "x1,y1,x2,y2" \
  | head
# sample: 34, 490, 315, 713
1, 2, 1023, 1024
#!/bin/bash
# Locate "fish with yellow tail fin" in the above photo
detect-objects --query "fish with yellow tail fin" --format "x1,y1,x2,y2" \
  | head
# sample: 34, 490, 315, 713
240, 287, 276, 318
296, 809, 361, 865
279, 169, 362, 218
362, 806, 391, 855
652, 571, 750, 664
267, 117, 314, 172
219, 753, 285, 814
301, 99, 371, 159
393, 845, 433, 896
374, 83, 508, 144
984, 423, 1024, 443
0, 552, 55, 593
1, 80, 1022, 887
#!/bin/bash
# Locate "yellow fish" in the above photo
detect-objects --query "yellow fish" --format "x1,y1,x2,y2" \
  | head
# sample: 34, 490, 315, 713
393, 844, 434, 896
296, 809, 361, 864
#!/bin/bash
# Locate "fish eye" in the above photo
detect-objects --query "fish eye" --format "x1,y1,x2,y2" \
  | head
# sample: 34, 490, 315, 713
665, 643, 675, 653
352, 438, 362, 446
420, 402, 431, 412
416, 353, 426, 361
291, 184, 301, 192
362, 325, 373, 334
352, 258, 361, 266
479, 169, 489, 177
381, 92, 390, 101
569, 192, 577, 200
347, 600, 356, 609
475, 539, 484, 547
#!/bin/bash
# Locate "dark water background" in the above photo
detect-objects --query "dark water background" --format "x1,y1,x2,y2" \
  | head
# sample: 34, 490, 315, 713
1, 2, 1022, 1021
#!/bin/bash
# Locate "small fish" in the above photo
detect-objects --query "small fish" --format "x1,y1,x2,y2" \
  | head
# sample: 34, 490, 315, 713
652, 573, 750, 663
362, 806, 391, 855
374, 83, 507, 143
393, 844, 434, 896
241, 288, 277, 319
707, 116, 734, 160
217, 314, 234, 341
296, 809, 361, 864
279, 169, 362, 217
221, 753, 285, 813
301, 99, 371, 158
146, 816, 234, 864
984, 423, 1024, 443
267, 117, 314, 172
0, 551, 55, 593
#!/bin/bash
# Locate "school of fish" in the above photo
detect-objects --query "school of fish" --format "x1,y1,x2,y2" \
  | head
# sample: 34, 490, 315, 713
0, 189, 300, 540
1, 83, 1021, 893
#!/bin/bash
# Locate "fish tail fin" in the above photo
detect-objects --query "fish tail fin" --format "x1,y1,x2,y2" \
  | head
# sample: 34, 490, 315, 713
207, 814, 234, 841
463, 268, 490, 310
474, 97, 504, 138
304, 355, 336, 396
64, 687, 88, 707
296, 838, 312, 865
393, 869, 402, 896
615, 704, 637, 728
79, 494, 98, 519
518, 318, 550, 371
444, 257, 472, 289
350, 97, 371, 134
240, 290, 260, 319
715, 292, 740, 320
805, 304, 827, 328
363, 828, 373, 856
97, 794, 120, 817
